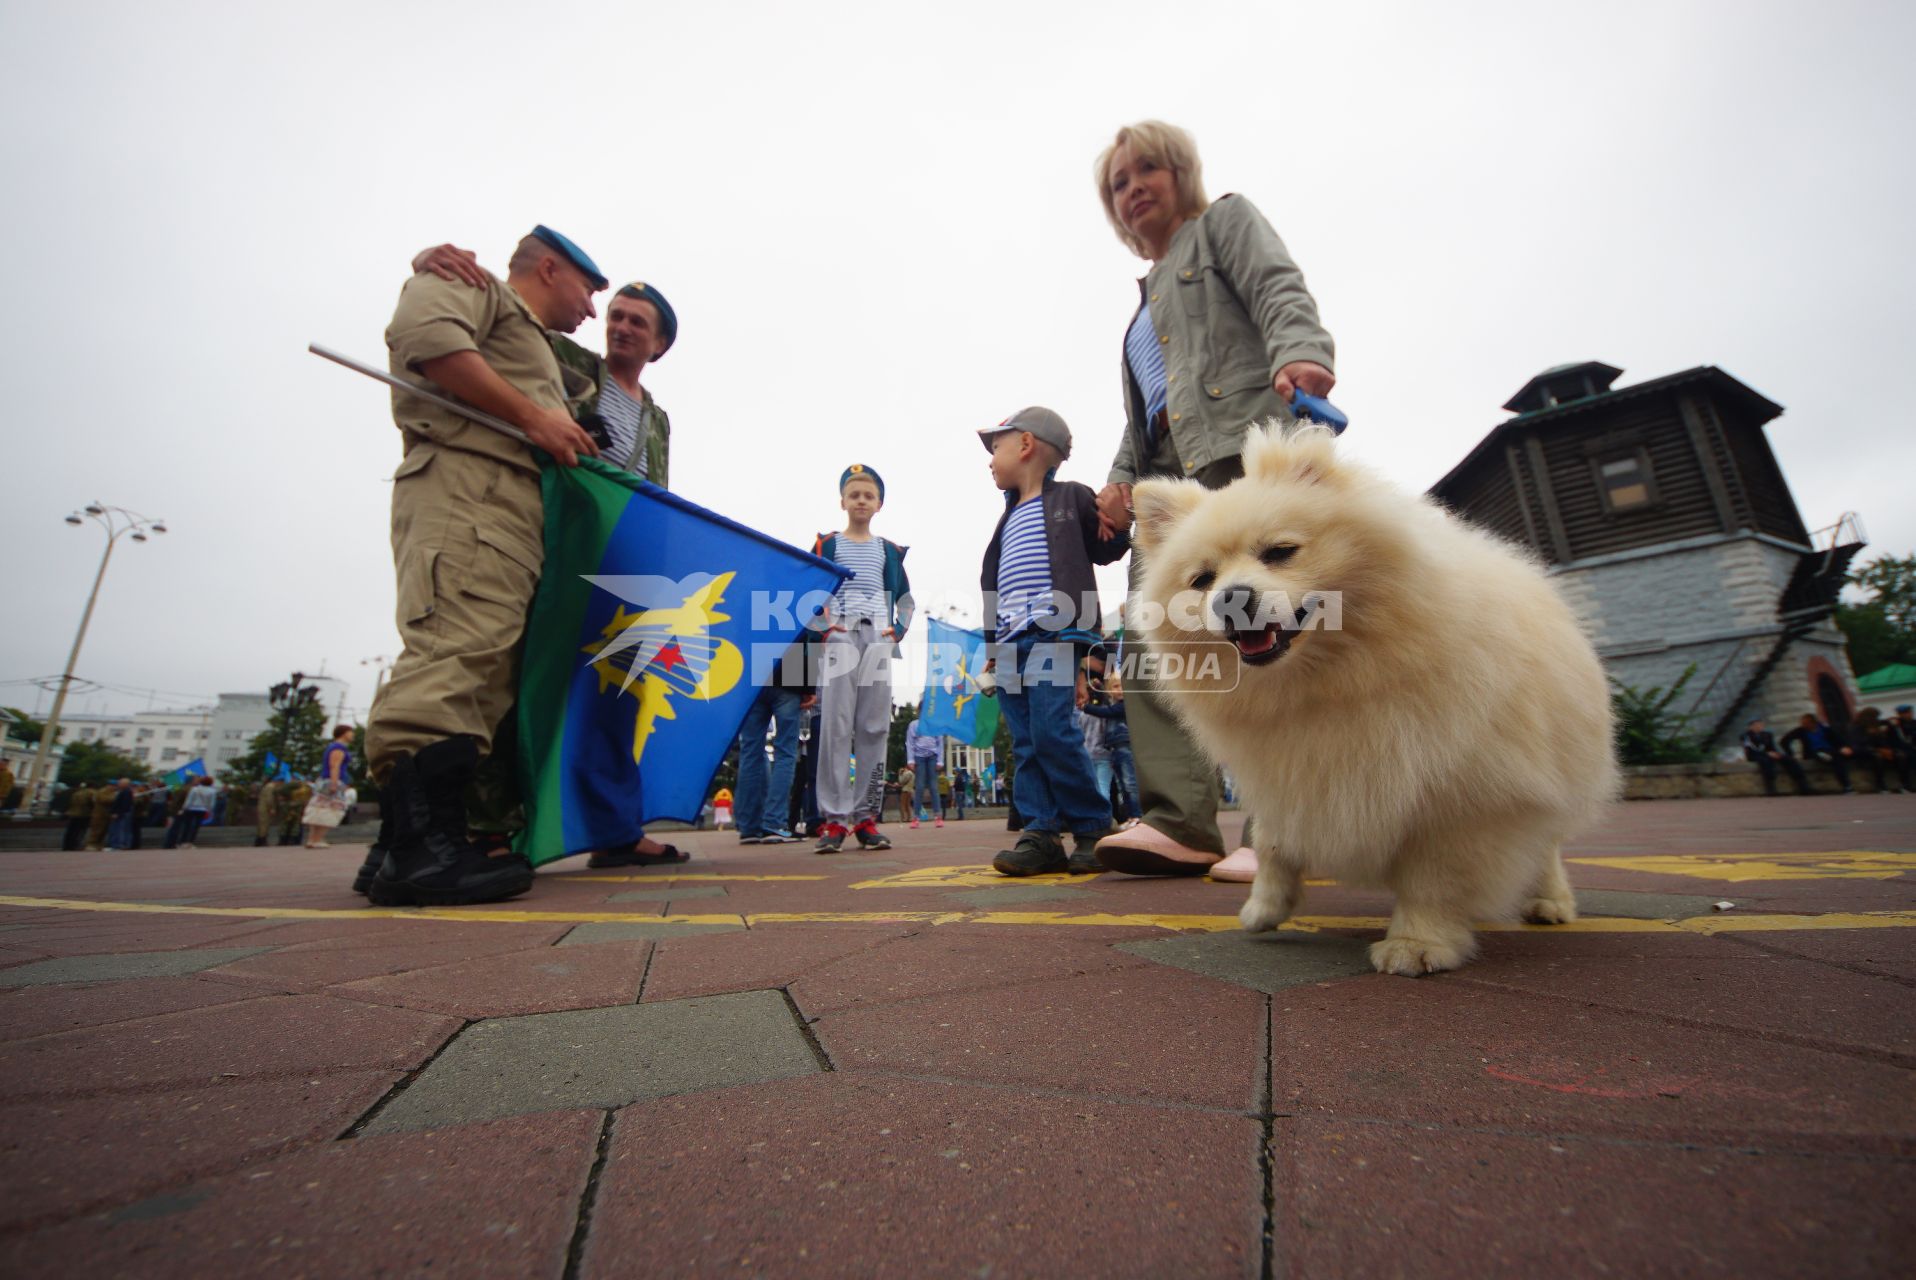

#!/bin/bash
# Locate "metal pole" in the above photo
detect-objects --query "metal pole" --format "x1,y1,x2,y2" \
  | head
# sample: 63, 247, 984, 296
25, 531, 116, 808
307, 344, 532, 445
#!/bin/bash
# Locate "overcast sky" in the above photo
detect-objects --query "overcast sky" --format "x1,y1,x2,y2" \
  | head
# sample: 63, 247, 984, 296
3, 0, 1910, 722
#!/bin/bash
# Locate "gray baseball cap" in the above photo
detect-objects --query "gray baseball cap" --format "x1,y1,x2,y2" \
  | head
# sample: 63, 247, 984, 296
978, 405, 1072, 460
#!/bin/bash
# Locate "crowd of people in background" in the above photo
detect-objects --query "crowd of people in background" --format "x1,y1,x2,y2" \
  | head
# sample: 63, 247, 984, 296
1745, 705, 1916, 796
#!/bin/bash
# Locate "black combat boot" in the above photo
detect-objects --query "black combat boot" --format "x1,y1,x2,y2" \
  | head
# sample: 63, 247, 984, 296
367, 737, 534, 907
252, 835, 267, 848
351, 800, 402, 896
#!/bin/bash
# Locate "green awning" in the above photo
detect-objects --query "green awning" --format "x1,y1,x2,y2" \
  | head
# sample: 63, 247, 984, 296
1857, 662, 1916, 691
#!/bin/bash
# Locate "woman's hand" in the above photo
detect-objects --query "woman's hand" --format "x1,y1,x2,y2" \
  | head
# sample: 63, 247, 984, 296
1273, 360, 1335, 403
1095, 482, 1134, 540
412, 244, 490, 287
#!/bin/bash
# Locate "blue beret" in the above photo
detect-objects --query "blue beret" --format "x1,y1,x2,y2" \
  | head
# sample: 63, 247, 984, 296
530, 225, 608, 290
840, 464, 884, 501
1899, 705, 1914, 714
616, 281, 678, 355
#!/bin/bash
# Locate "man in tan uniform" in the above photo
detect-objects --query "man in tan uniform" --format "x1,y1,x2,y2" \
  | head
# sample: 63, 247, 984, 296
62, 784, 94, 851
253, 779, 279, 846
362, 225, 604, 908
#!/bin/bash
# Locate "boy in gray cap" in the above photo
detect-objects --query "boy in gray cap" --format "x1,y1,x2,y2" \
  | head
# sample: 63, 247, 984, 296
978, 407, 1131, 875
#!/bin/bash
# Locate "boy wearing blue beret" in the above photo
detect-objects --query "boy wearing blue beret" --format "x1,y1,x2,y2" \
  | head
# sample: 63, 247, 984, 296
810, 465, 913, 852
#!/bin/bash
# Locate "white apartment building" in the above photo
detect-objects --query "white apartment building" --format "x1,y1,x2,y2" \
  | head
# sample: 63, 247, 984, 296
51, 676, 349, 772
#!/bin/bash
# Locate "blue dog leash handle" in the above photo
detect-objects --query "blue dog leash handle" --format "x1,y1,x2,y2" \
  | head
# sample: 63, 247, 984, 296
1291, 391, 1349, 434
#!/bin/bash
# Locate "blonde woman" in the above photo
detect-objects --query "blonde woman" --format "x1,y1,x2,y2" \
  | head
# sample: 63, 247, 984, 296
1087, 121, 1337, 883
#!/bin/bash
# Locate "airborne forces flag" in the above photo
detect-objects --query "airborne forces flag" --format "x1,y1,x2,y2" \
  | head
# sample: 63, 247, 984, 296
517, 459, 848, 863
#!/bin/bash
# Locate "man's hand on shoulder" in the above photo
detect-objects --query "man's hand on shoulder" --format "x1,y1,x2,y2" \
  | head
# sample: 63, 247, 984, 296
412, 244, 491, 288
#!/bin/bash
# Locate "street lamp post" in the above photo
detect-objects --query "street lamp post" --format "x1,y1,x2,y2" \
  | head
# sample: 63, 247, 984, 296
24, 503, 168, 809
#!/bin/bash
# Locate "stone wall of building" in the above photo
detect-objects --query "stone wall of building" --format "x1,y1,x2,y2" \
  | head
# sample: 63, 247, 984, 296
1549, 532, 1861, 750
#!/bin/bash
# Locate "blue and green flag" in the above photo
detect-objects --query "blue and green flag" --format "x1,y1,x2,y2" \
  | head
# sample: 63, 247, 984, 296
918, 618, 1000, 748
517, 459, 848, 864
261, 752, 293, 781
164, 757, 208, 785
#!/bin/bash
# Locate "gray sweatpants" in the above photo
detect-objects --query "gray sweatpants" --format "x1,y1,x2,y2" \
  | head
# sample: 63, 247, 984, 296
816, 620, 893, 824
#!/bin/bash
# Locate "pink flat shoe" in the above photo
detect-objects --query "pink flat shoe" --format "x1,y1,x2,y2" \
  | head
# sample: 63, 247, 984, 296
1207, 846, 1259, 883
1094, 824, 1222, 877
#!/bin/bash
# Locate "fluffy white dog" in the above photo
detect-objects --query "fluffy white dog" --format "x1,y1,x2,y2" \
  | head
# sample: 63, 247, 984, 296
1130, 425, 1618, 975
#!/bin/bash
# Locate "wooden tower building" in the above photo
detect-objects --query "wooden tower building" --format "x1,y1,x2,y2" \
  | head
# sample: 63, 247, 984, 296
1429, 362, 1867, 750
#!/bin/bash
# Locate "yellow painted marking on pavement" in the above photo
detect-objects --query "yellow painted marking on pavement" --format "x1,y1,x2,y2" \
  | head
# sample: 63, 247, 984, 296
851, 863, 1339, 890
1, 895, 1912, 936
1679, 910, 1916, 934
1567, 851, 1916, 883
563, 874, 827, 883
851, 864, 1080, 889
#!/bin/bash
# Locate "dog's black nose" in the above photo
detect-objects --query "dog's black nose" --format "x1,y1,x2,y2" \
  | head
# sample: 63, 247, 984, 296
1209, 585, 1257, 635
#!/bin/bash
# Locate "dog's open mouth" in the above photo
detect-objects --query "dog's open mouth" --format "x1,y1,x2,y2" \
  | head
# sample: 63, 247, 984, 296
1228, 605, 1314, 667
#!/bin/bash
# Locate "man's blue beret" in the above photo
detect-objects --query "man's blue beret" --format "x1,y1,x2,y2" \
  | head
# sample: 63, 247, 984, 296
616, 281, 679, 355
530, 225, 608, 290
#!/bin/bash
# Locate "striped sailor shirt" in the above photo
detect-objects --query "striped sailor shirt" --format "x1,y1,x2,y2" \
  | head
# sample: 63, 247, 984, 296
993, 496, 1053, 640
1124, 302, 1170, 446
831, 536, 889, 623
598, 375, 647, 478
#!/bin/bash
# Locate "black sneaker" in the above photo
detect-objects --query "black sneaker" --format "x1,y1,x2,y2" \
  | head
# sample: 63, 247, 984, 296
814, 822, 847, 854
738, 833, 765, 845
853, 820, 892, 850
992, 830, 1067, 877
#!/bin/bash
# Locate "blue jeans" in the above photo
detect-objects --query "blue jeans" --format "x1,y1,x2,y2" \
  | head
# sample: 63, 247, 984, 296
1109, 746, 1141, 818
734, 685, 802, 836
997, 633, 1110, 835
911, 763, 939, 820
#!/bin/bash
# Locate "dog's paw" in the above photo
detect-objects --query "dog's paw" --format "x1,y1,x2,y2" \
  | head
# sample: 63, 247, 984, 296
1521, 893, 1578, 925
1239, 895, 1292, 934
1369, 934, 1471, 976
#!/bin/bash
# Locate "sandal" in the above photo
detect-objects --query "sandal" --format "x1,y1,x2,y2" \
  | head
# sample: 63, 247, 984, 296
588, 841, 690, 869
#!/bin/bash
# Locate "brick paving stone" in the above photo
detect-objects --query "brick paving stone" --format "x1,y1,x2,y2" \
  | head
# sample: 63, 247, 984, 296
1720, 928, 1916, 982
0, 976, 262, 1041
1117, 929, 1376, 993
789, 925, 1160, 1017
0, 1110, 602, 1280
200, 931, 577, 993
558, 920, 741, 944
1274, 1117, 1913, 1279
584, 1074, 1260, 1280
331, 941, 652, 1019
364, 991, 821, 1134
0, 947, 276, 987
0, 1070, 398, 1233
0, 918, 299, 956
1451, 954, 1916, 1060
1568, 888, 1725, 919
1269, 979, 1916, 1151
944, 884, 1092, 906
605, 884, 730, 901
0, 994, 460, 1097
640, 922, 920, 1003
815, 962, 1267, 1111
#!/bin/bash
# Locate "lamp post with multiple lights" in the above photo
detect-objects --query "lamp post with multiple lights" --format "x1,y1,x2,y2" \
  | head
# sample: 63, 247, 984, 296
23, 503, 168, 809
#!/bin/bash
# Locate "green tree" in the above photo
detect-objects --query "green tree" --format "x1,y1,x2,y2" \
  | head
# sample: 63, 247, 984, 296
1, 708, 43, 745
227, 694, 327, 783
1838, 553, 1916, 676
888, 701, 917, 775
1610, 665, 1707, 766
57, 740, 153, 787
